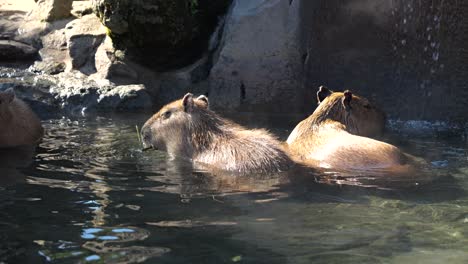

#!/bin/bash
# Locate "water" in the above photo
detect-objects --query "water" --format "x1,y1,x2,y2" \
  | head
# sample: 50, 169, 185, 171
1, 114, 468, 264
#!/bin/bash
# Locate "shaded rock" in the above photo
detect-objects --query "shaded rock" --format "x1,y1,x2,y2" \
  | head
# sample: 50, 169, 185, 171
0, 40, 38, 60
64, 14, 106, 74
0, 74, 60, 119
145, 55, 212, 105
31, 28, 68, 74
90, 36, 139, 84
30, 0, 74, 22
208, 0, 303, 113
92, 0, 232, 70
298, 0, 468, 122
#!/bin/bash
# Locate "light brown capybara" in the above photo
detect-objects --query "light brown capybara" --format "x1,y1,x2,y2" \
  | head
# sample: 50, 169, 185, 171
0, 88, 43, 148
141, 93, 293, 174
287, 86, 411, 171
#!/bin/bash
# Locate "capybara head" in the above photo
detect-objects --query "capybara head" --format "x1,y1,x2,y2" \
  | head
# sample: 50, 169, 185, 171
312, 86, 386, 137
141, 93, 210, 157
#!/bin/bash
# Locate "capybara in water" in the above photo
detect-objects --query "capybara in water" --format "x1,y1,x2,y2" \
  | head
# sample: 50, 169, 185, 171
287, 86, 410, 171
141, 93, 293, 174
0, 88, 43, 147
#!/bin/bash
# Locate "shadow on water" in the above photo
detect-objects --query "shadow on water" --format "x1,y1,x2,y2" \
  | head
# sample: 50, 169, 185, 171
0, 145, 37, 186
0, 114, 467, 263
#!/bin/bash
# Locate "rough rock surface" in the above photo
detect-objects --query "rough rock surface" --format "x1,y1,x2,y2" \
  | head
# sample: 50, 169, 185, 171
71, 1, 93, 18
29, 0, 73, 22
65, 14, 106, 74
0, 10, 26, 40
298, 0, 468, 122
31, 28, 67, 74
208, 0, 304, 113
0, 70, 152, 116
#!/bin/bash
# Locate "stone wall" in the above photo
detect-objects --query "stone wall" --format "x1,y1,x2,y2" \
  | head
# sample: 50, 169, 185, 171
299, 0, 468, 122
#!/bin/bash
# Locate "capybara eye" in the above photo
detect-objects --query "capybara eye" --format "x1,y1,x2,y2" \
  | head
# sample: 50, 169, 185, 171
163, 111, 171, 119
363, 104, 371, 109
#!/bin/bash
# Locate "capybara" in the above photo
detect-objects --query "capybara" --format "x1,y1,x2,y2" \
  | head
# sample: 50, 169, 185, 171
141, 93, 293, 174
0, 88, 43, 147
287, 86, 410, 171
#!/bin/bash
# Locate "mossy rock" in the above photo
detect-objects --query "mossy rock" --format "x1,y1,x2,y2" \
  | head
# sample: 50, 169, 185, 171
93, 0, 231, 70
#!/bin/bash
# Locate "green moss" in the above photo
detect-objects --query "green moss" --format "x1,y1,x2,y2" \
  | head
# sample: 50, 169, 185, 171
189, 0, 199, 15
104, 26, 112, 36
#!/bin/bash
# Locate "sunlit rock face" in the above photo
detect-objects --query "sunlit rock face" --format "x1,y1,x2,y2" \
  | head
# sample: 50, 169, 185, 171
299, 0, 468, 121
208, 0, 305, 114
92, 0, 231, 70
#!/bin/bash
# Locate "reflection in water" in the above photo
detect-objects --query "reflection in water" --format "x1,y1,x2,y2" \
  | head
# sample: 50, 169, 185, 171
0, 115, 467, 263
0, 145, 36, 186
24, 118, 171, 263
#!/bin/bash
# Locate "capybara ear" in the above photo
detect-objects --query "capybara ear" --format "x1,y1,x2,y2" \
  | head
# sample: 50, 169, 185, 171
196, 95, 209, 109
4, 88, 15, 103
317, 85, 332, 104
342, 90, 353, 111
182, 93, 194, 112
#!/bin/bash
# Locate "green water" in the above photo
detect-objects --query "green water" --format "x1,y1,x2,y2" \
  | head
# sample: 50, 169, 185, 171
0, 114, 467, 264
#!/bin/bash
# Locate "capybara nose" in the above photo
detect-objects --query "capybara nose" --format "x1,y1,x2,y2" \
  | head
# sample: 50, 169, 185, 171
141, 125, 152, 151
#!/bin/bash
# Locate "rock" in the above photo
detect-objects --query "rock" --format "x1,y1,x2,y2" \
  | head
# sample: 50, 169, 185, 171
0, 10, 27, 40
16, 13, 73, 48
92, 0, 232, 70
64, 14, 106, 74
298, 0, 468, 122
90, 36, 139, 84
47, 71, 152, 113
30, 28, 68, 74
71, 1, 93, 18
2, 68, 152, 115
32, 60, 66, 75
97, 84, 152, 111
208, 0, 304, 113
29, 0, 74, 22
0, 40, 38, 60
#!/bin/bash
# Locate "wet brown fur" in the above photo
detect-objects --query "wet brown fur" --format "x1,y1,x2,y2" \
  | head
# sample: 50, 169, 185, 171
287, 88, 410, 171
0, 89, 44, 147
141, 94, 293, 174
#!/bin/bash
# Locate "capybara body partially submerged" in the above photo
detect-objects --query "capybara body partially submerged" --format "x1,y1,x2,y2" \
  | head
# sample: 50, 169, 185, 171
287, 86, 410, 171
0, 88, 43, 147
141, 93, 293, 174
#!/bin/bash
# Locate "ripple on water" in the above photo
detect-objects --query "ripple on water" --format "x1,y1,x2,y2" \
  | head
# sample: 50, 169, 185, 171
2, 115, 468, 263
34, 226, 170, 263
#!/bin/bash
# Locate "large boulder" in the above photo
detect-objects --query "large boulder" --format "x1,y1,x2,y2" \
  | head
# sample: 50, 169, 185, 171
92, 0, 232, 70
64, 14, 107, 74
206, 0, 468, 122
298, 0, 468, 122
208, 0, 304, 113
29, 0, 73, 22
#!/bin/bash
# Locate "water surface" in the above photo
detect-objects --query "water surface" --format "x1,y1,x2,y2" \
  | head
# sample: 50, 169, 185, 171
1, 114, 467, 263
